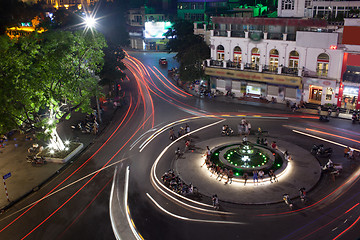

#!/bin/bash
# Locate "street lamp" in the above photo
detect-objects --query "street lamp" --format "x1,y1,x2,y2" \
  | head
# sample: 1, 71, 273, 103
85, 16, 96, 29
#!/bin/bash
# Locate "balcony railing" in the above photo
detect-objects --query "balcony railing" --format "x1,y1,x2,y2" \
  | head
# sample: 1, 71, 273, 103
214, 30, 227, 37
206, 60, 303, 77
282, 67, 298, 76
267, 32, 283, 40
231, 30, 245, 38
263, 65, 278, 73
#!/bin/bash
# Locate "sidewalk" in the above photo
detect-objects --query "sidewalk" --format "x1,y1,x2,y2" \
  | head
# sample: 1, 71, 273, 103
0, 101, 119, 210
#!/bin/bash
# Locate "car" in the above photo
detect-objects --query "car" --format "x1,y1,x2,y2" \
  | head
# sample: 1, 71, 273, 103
159, 57, 168, 65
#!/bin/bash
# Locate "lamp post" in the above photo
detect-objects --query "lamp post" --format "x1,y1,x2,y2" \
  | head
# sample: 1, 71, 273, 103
83, 16, 102, 124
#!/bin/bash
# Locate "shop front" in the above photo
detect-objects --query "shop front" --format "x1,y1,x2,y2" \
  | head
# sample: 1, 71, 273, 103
206, 67, 301, 99
340, 84, 360, 109
303, 78, 337, 106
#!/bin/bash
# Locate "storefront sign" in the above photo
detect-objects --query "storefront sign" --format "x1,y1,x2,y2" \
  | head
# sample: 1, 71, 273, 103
303, 77, 336, 88
205, 67, 301, 88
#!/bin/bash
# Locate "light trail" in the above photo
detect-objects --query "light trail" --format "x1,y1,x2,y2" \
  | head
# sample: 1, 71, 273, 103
21, 114, 154, 239
0, 158, 128, 223
298, 203, 359, 240
146, 193, 244, 225
293, 129, 360, 152
148, 67, 188, 98
56, 177, 114, 240
0, 96, 135, 233
305, 128, 360, 145
152, 66, 192, 96
332, 214, 360, 240
150, 119, 226, 210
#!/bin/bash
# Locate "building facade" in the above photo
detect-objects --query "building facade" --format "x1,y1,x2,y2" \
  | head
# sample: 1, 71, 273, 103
205, 17, 344, 106
337, 18, 360, 110
278, 0, 360, 19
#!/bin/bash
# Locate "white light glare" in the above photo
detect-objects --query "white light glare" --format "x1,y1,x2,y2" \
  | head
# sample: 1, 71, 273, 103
85, 16, 96, 28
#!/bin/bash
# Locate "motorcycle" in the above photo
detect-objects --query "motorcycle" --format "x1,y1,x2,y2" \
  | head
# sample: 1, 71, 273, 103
352, 113, 358, 124
27, 155, 47, 166
283, 194, 294, 209
311, 144, 332, 158
221, 127, 234, 136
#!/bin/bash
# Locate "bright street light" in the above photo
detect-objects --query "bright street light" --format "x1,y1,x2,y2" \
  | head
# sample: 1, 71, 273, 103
85, 16, 96, 29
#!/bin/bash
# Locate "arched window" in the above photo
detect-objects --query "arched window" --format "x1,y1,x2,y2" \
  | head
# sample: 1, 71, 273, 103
269, 49, 279, 71
317, 53, 329, 77
233, 46, 242, 64
251, 47, 260, 67
216, 45, 225, 60
289, 50, 299, 69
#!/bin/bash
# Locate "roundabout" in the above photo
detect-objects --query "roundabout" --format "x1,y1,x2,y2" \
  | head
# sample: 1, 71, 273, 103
163, 133, 322, 205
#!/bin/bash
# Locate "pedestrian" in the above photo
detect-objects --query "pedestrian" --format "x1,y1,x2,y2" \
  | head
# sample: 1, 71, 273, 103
185, 124, 190, 134
344, 146, 350, 158
242, 135, 248, 143
185, 139, 191, 152
247, 122, 251, 135
317, 105, 322, 115
225, 170, 233, 184
253, 170, 259, 184
206, 146, 211, 160
243, 172, 248, 186
263, 138, 268, 146
216, 168, 224, 180
271, 141, 278, 150
169, 127, 176, 141
212, 194, 219, 210
258, 170, 264, 183
237, 123, 242, 135
256, 137, 260, 144
175, 147, 182, 160
349, 147, 354, 160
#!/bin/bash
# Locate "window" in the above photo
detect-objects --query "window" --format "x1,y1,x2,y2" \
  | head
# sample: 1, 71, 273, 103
289, 50, 299, 69
269, 49, 279, 72
251, 47, 260, 66
317, 53, 329, 77
233, 46, 242, 64
282, 0, 294, 10
217, 45, 225, 60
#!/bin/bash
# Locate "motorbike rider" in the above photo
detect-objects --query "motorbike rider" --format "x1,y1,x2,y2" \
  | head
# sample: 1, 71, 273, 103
283, 194, 293, 209
299, 188, 306, 202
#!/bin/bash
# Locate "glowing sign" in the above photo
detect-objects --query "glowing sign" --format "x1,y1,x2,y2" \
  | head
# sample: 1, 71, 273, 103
330, 45, 337, 50
144, 22, 172, 39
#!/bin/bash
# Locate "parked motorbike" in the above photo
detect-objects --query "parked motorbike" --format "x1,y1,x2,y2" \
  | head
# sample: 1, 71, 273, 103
283, 194, 294, 209
352, 113, 359, 124
319, 115, 330, 122
27, 155, 47, 166
311, 144, 332, 157
221, 127, 234, 136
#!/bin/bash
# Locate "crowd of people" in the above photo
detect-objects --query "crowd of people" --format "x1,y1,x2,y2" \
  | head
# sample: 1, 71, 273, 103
161, 169, 196, 196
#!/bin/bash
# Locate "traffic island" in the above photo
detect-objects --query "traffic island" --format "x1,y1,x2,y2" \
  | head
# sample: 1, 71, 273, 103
175, 137, 321, 205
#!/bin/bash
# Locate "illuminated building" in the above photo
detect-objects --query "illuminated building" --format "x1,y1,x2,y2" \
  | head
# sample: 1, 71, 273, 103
205, 17, 345, 106
127, 6, 172, 50
278, 0, 360, 19
337, 18, 360, 110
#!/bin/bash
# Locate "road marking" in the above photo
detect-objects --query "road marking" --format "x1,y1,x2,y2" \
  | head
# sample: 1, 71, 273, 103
146, 193, 244, 225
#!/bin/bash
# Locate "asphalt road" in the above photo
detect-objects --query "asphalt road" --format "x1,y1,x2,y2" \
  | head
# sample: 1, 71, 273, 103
0, 51, 359, 240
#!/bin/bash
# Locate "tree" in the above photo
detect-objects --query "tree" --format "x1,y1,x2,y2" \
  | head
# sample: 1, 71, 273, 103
166, 19, 210, 83
0, 30, 107, 150
99, 45, 127, 93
